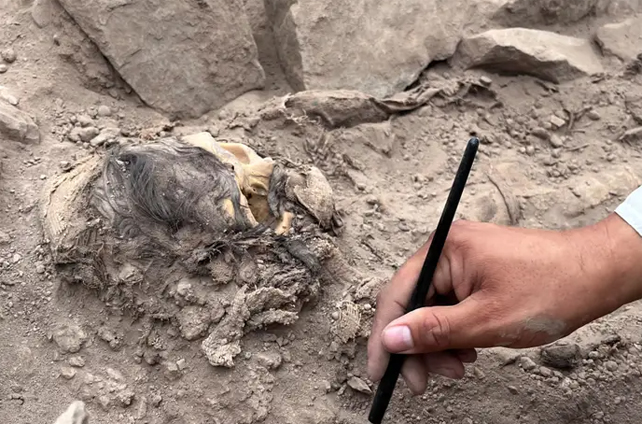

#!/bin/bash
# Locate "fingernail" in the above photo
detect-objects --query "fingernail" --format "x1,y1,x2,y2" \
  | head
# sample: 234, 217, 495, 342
433, 366, 462, 379
382, 325, 414, 351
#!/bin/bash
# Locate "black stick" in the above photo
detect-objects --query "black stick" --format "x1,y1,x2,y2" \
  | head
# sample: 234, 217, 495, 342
368, 137, 480, 424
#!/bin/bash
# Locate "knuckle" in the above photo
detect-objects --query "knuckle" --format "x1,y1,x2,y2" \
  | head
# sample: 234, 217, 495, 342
418, 312, 451, 350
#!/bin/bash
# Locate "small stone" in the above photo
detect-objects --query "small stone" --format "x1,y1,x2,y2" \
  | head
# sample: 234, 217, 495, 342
519, 356, 538, 372
60, 161, 72, 171
117, 389, 135, 407
77, 115, 94, 127
605, 361, 618, 372
507, 385, 519, 394
35, 263, 45, 274
587, 110, 601, 121
479, 75, 493, 85
331, 311, 340, 320
78, 127, 100, 143
176, 358, 187, 370
98, 395, 111, 410
526, 145, 535, 155
473, 367, 486, 379
53, 323, 87, 353
12, 253, 21, 263
539, 366, 553, 377
321, 380, 332, 393
0, 64, 7, 74
550, 135, 564, 148
68, 356, 85, 368
550, 115, 566, 129
97, 105, 112, 116
60, 366, 76, 380
2, 47, 17, 63
40, 174, 47, 180
541, 341, 581, 369
53, 401, 88, 424
531, 127, 551, 140
164, 361, 182, 380
151, 394, 163, 407
255, 351, 282, 370
347, 376, 372, 394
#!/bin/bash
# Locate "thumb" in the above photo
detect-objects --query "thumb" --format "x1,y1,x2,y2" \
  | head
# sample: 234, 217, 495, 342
381, 296, 488, 354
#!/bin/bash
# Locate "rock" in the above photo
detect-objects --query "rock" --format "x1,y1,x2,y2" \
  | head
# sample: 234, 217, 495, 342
97, 105, 111, 117
0, 64, 7, 74
57, 0, 265, 119
605, 360, 618, 372
519, 356, 538, 372
77, 115, 94, 127
54, 401, 89, 424
31, 0, 56, 28
539, 366, 553, 377
265, 0, 507, 97
151, 394, 163, 407
89, 127, 119, 147
550, 115, 566, 129
550, 134, 564, 148
164, 361, 182, 381
0, 102, 40, 143
77, 127, 100, 143
587, 109, 601, 120
596, 16, 642, 62
347, 376, 372, 394
68, 356, 85, 368
255, 351, 282, 370
176, 306, 211, 341
541, 341, 581, 369
451, 28, 604, 83
60, 366, 77, 380
97, 326, 123, 351
1, 47, 16, 63
36, 263, 46, 274
53, 323, 87, 354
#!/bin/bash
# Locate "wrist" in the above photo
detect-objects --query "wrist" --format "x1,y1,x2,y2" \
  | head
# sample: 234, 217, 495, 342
582, 213, 642, 316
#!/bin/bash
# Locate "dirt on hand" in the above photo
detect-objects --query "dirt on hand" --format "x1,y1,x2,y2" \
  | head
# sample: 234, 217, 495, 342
3, 0, 642, 424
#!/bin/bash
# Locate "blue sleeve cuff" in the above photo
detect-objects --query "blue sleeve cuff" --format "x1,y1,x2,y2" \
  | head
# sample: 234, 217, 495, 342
615, 186, 642, 237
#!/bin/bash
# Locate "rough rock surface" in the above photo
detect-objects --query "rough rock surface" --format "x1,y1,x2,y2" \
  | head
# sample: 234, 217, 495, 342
54, 401, 88, 424
57, 0, 265, 119
265, 0, 506, 97
596, 16, 642, 62
0, 101, 39, 143
451, 28, 604, 83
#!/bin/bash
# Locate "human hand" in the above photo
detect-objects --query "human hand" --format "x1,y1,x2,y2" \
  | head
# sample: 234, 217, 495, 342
367, 214, 642, 394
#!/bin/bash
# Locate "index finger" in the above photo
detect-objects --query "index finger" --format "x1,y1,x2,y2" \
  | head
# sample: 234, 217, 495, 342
367, 239, 432, 381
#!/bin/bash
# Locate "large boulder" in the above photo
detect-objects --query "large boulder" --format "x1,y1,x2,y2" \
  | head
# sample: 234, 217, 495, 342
57, 0, 265, 119
451, 28, 604, 83
265, 0, 507, 98
595, 15, 642, 62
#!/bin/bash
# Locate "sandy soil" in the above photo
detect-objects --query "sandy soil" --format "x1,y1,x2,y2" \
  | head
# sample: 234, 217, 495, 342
3, 1, 642, 424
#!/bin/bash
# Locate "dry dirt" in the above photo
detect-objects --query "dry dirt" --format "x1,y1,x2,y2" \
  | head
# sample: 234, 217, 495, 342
3, 1, 642, 424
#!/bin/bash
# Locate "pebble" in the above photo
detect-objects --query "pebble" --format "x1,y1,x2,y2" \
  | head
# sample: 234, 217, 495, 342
525, 145, 535, 155
347, 376, 372, 394
256, 351, 282, 370
52, 323, 87, 354
60, 161, 72, 171
0, 64, 7, 73
35, 263, 45, 274
550, 115, 566, 128
68, 356, 85, 368
587, 110, 601, 121
506, 385, 519, 394
1, 47, 16, 63
541, 341, 580, 369
531, 127, 551, 140
473, 367, 485, 379
77, 115, 94, 127
479, 76, 493, 85
549, 135, 564, 148
605, 361, 618, 372
519, 356, 537, 372
60, 366, 77, 380
539, 366, 552, 377
151, 394, 163, 407
97, 105, 112, 116
78, 127, 100, 143
331, 311, 340, 320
